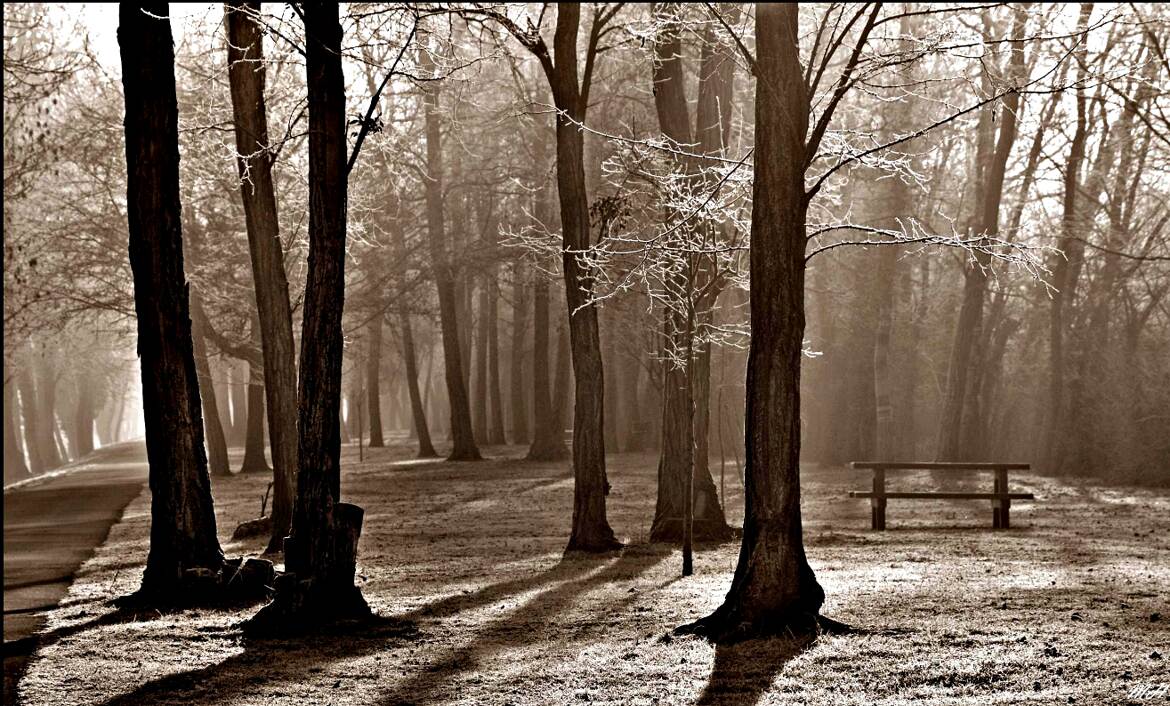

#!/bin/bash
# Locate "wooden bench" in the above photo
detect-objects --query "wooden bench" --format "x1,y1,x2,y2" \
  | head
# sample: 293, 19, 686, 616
848, 462, 1034, 530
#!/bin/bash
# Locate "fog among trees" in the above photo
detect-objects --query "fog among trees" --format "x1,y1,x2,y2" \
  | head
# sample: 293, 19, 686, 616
4, 3, 1169, 703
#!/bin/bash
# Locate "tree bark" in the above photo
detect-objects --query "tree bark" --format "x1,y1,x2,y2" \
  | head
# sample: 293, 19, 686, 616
225, 0, 296, 552
118, 0, 224, 598
249, 1, 368, 630
679, 3, 824, 641
419, 27, 480, 461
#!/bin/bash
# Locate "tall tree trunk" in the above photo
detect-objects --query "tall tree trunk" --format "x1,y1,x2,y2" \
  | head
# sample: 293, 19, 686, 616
119, 0, 224, 598
240, 354, 270, 473
225, 0, 296, 552
525, 116, 567, 461
547, 6, 617, 551
190, 295, 231, 477
250, 1, 367, 630
228, 360, 247, 446
510, 262, 530, 445
1043, 4, 1093, 474
679, 3, 824, 641
385, 189, 437, 459
34, 352, 64, 469
487, 267, 507, 445
419, 27, 480, 461
17, 357, 45, 474
937, 8, 1027, 461
72, 374, 96, 459
648, 3, 731, 544
4, 378, 29, 480
366, 315, 385, 447
474, 281, 490, 443
397, 311, 438, 458
527, 276, 568, 460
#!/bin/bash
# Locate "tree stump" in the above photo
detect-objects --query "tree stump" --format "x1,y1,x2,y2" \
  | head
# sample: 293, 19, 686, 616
243, 502, 370, 636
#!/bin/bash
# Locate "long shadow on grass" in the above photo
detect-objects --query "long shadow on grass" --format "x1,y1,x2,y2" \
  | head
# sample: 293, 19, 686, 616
376, 545, 670, 705
88, 556, 607, 706
695, 635, 814, 706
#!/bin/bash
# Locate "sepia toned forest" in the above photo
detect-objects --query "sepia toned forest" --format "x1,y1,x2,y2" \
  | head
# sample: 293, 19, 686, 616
3, 3, 1169, 704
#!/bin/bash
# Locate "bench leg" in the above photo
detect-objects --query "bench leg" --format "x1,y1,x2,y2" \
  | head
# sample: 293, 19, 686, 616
871, 498, 886, 530
1002, 498, 1010, 529
993, 502, 1001, 529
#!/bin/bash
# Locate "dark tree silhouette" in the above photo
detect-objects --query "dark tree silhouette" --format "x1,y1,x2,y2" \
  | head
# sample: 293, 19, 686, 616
247, 1, 368, 632
117, 0, 224, 600
677, 3, 827, 641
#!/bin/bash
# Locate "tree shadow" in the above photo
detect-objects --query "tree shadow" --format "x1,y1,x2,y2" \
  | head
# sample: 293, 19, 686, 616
376, 544, 670, 705
85, 550, 647, 706
694, 634, 815, 706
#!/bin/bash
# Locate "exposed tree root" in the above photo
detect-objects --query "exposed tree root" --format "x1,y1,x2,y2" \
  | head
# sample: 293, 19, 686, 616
114, 557, 275, 610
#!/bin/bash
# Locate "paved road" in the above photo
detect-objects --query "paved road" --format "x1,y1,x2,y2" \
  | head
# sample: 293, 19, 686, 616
3, 442, 148, 705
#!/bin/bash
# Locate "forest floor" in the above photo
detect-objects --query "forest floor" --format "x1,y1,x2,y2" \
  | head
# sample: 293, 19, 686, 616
13, 438, 1169, 705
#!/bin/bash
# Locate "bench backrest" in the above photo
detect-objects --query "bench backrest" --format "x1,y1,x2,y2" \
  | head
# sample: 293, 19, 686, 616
850, 461, 1030, 471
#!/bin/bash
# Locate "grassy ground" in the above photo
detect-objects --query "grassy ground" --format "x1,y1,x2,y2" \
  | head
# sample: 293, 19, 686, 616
15, 440, 1169, 705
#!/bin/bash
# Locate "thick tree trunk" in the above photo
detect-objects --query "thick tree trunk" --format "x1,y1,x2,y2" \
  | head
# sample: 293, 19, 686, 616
190, 296, 231, 477
118, 1, 224, 598
366, 315, 385, 447
510, 262, 530, 445
249, 2, 367, 631
225, 0, 296, 551
679, 4, 824, 641
420, 30, 480, 462
240, 356, 270, 473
